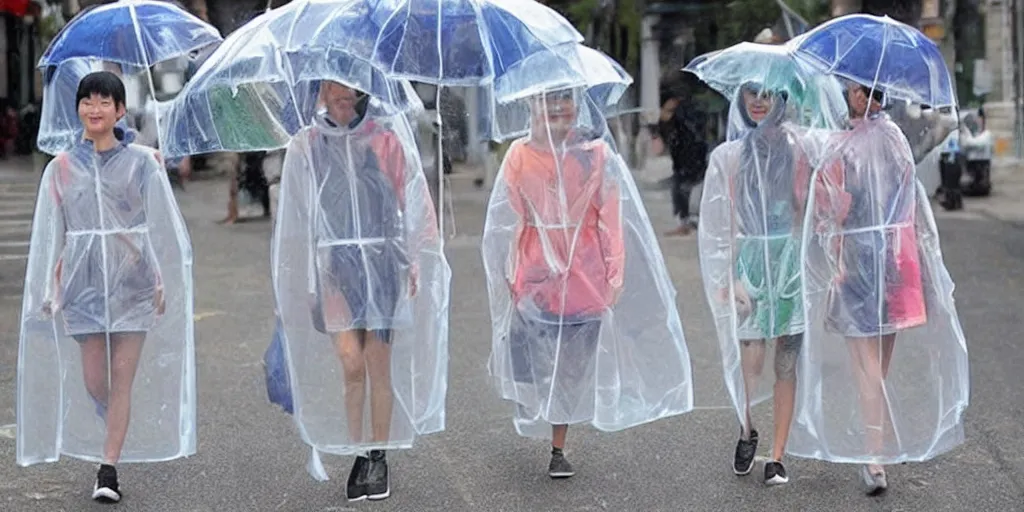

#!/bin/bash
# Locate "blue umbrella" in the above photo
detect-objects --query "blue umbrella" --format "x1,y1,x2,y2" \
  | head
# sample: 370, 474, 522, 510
792, 14, 955, 108
249, 0, 583, 240
39, 0, 222, 69
268, 0, 584, 93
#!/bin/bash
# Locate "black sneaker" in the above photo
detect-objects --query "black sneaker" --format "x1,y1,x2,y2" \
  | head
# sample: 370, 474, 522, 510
346, 455, 369, 502
92, 464, 120, 503
548, 448, 575, 479
733, 429, 758, 476
764, 460, 789, 486
366, 450, 390, 501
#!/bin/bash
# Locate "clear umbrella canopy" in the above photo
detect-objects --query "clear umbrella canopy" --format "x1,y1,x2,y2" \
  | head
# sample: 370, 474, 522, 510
793, 14, 956, 109
159, 5, 424, 158
488, 43, 633, 142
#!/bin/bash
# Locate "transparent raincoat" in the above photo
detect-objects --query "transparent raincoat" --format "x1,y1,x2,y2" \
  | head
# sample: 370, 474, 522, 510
272, 95, 449, 478
788, 109, 969, 463
698, 83, 834, 431
482, 88, 693, 438
18, 127, 195, 465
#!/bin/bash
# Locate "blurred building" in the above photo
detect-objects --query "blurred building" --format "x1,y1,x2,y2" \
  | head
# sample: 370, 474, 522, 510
0, 0, 48, 108
981, 0, 1018, 158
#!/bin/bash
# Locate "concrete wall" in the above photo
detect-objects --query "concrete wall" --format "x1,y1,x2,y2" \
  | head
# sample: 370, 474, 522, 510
983, 0, 1017, 157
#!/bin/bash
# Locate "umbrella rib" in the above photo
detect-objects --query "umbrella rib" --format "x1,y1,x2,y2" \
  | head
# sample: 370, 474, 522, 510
831, 30, 869, 74
471, 1, 497, 83
435, 0, 444, 81
862, 23, 891, 115
275, 4, 307, 133
371, 1, 414, 77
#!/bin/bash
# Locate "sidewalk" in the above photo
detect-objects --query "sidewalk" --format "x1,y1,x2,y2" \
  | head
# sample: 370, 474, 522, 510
0, 156, 39, 301
0, 155, 42, 182
961, 159, 1024, 224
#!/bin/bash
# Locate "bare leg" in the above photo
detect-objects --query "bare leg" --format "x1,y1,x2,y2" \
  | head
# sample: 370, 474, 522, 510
363, 331, 393, 444
552, 424, 568, 450
103, 333, 145, 464
847, 336, 887, 475
334, 330, 367, 444
880, 333, 896, 378
739, 340, 767, 437
219, 165, 239, 225
80, 335, 111, 409
770, 335, 800, 461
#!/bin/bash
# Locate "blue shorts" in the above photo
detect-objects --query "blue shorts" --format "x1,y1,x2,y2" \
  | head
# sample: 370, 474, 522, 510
71, 331, 146, 344
311, 243, 407, 341
508, 310, 601, 387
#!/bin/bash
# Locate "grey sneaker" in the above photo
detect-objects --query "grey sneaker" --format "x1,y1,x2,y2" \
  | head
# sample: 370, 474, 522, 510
764, 460, 789, 486
548, 449, 575, 479
859, 465, 888, 496
733, 429, 759, 475
346, 456, 369, 502
365, 450, 390, 501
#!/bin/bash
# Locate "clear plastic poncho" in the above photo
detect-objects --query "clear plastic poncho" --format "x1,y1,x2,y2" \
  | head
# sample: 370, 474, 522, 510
482, 88, 693, 438
698, 87, 820, 429
18, 128, 195, 466
272, 97, 450, 479
788, 111, 969, 463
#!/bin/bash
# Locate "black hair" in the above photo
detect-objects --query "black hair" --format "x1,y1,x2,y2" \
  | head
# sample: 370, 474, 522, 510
76, 71, 127, 109
353, 92, 369, 120
859, 85, 885, 104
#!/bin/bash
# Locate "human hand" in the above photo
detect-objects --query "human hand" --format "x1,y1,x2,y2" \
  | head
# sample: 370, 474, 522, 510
611, 285, 624, 304
733, 281, 752, 314
154, 286, 166, 316
650, 136, 664, 156
409, 268, 419, 297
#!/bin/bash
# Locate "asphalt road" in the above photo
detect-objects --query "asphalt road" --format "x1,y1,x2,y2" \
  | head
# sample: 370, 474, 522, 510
0, 164, 1021, 511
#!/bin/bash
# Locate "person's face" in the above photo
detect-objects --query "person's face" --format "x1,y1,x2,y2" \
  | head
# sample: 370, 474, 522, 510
77, 93, 125, 136
531, 91, 577, 141
321, 81, 362, 125
741, 87, 773, 123
846, 83, 869, 118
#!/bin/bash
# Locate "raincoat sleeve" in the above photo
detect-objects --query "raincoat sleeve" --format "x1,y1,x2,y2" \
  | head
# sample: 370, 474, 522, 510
494, 142, 524, 289
375, 128, 433, 279
42, 161, 68, 310
596, 144, 625, 296
16, 159, 67, 465
808, 149, 852, 281
273, 135, 316, 298
698, 147, 735, 306
272, 134, 315, 316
